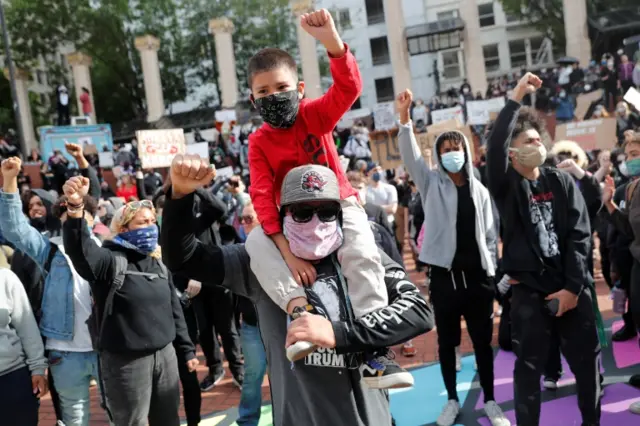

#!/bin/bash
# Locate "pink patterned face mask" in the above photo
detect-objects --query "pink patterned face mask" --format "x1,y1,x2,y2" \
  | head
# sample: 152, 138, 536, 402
283, 214, 344, 261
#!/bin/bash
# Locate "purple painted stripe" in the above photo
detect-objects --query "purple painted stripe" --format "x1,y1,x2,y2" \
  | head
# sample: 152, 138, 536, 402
611, 321, 640, 369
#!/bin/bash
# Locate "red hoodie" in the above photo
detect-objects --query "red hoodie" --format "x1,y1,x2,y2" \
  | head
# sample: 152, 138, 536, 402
248, 45, 362, 236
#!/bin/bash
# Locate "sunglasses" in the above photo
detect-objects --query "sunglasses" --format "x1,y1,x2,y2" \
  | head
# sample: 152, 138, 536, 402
240, 215, 255, 224
127, 199, 154, 212
289, 203, 341, 224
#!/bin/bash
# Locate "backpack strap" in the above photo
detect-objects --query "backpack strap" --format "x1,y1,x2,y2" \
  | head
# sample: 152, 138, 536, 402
42, 243, 59, 277
97, 251, 129, 346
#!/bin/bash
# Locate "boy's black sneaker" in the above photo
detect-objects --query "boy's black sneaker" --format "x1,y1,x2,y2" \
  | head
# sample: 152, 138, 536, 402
361, 350, 414, 389
200, 368, 225, 391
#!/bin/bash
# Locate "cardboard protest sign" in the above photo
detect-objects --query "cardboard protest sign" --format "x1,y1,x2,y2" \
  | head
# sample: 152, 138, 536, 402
98, 152, 114, 168
554, 118, 617, 150
431, 105, 464, 124
574, 89, 604, 120
373, 102, 396, 131
369, 129, 401, 169
466, 98, 505, 125
136, 129, 186, 169
418, 119, 476, 162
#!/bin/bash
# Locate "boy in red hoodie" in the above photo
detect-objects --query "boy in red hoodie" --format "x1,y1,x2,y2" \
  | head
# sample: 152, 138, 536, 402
245, 9, 412, 389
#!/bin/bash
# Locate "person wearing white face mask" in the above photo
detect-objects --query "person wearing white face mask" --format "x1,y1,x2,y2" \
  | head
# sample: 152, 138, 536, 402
486, 73, 601, 426
396, 89, 506, 426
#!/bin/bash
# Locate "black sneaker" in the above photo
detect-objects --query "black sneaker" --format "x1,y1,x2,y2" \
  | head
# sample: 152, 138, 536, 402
629, 374, 640, 389
200, 368, 225, 391
612, 326, 637, 342
360, 350, 414, 389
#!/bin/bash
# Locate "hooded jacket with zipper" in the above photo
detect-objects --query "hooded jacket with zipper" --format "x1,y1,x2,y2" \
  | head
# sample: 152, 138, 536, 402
397, 121, 497, 276
485, 99, 593, 295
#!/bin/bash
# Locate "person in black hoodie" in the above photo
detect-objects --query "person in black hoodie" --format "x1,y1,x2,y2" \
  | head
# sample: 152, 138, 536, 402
61, 176, 198, 426
486, 73, 601, 426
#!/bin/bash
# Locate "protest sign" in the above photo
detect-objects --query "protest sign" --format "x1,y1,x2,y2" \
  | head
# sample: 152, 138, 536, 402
216, 166, 234, 180
624, 87, 640, 111
185, 142, 209, 160
370, 129, 401, 169
466, 98, 505, 125
39, 124, 113, 166
340, 156, 350, 173
431, 105, 465, 125
98, 152, 114, 168
373, 102, 396, 131
574, 89, 604, 120
136, 129, 186, 169
554, 118, 617, 150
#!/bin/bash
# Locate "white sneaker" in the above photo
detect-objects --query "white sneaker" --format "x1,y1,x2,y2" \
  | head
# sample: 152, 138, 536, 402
436, 400, 460, 426
474, 361, 478, 371
543, 378, 558, 390
455, 346, 462, 372
630, 401, 640, 414
484, 400, 511, 426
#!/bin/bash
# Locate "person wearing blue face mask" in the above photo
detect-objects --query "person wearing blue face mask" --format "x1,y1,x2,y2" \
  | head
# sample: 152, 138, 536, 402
396, 89, 506, 426
60, 176, 199, 426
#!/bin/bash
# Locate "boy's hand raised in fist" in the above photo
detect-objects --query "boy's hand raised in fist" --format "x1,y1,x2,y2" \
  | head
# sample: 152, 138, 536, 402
300, 9, 345, 57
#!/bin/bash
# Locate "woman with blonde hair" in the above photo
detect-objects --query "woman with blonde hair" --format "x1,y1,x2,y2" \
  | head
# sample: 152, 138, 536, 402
60, 175, 198, 426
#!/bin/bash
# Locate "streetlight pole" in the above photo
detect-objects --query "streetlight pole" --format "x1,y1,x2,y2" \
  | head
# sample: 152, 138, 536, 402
0, 1, 26, 154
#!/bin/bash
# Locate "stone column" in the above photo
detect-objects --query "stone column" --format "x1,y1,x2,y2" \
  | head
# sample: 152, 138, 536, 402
135, 35, 165, 122
459, 0, 487, 95
66, 52, 96, 124
3, 68, 37, 154
563, 0, 591, 66
383, 0, 412, 94
292, 0, 322, 100
209, 18, 239, 108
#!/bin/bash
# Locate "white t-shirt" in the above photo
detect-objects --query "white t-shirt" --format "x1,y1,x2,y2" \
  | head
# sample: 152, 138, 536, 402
366, 183, 398, 223
44, 236, 99, 352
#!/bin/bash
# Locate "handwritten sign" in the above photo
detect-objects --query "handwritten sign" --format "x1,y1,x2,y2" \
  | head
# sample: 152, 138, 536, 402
369, 129, 401, 169
554, 118, 617, 150
575, 89, 604, 120
466, 98, 505, 125
136, 129, 186, 169
431, 105, 465, 125
373, 102, 396, 131
185, 142, 209, 161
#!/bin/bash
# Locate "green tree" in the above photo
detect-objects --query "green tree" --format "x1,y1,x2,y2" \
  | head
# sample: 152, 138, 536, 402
498, 0, 639, 49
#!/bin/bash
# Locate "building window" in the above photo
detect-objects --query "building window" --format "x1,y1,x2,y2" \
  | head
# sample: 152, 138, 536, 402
35, 70, 46, 85
437, 10, 459, 21
351, 98, 362, 110
478, 3, 495, 27
375, 77, 394, 102
509, 39, 527, 68
365, 0, 385, 25
529, 36, 550, 65
483, 44, 500, 72
331, 8, 352, 31
505, 14, 519, 23
370, 36, 390, 66
39, 93, 47, 105
441, 51, 461, 79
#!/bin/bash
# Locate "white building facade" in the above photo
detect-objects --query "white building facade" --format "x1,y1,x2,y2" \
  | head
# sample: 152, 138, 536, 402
317, 0, 558, 110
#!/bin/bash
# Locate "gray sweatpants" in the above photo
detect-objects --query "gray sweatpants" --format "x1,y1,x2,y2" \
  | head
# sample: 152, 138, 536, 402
245, 196, 388, 318
100, 344, 180, 426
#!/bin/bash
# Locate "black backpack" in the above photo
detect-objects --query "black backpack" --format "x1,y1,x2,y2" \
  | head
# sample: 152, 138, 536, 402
86, 251, 168, 351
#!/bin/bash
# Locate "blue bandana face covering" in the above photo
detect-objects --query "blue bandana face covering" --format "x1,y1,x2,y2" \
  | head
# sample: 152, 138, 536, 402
113, 225, 158, 255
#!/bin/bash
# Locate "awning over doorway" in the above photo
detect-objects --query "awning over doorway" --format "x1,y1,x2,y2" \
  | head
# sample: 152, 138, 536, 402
405, 18, 465, 55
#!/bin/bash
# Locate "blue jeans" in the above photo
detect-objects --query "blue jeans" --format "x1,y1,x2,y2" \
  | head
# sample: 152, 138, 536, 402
237, 323, 267, 426
48, 350, 100, 426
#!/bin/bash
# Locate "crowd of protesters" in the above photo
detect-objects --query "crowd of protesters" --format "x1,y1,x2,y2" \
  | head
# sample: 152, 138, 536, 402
1, 8, 640, 426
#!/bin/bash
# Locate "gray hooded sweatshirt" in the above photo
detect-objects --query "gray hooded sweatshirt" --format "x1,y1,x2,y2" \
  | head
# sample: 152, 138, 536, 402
397, 121, 497, 275
0, 268, 47, 377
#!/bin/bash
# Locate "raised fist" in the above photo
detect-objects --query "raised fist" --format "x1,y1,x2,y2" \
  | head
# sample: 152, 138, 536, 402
1, 157, 22, 179
300, 9, 337, 44
170, 154, 216, 198
65, 141, 83, 158
63, 176, 90, 205
396, 89, 413, 113
512, 72, 542, 103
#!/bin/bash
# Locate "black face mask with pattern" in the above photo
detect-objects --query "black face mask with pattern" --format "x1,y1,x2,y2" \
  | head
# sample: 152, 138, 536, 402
254, 90, 300, 129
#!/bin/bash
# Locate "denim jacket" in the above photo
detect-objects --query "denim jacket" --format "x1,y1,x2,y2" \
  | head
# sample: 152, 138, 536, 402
0, 191, 94, 341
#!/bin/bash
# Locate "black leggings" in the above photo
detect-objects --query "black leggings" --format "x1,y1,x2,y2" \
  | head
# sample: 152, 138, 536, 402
429, 266, 496, 402
176, 304, 202, 426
